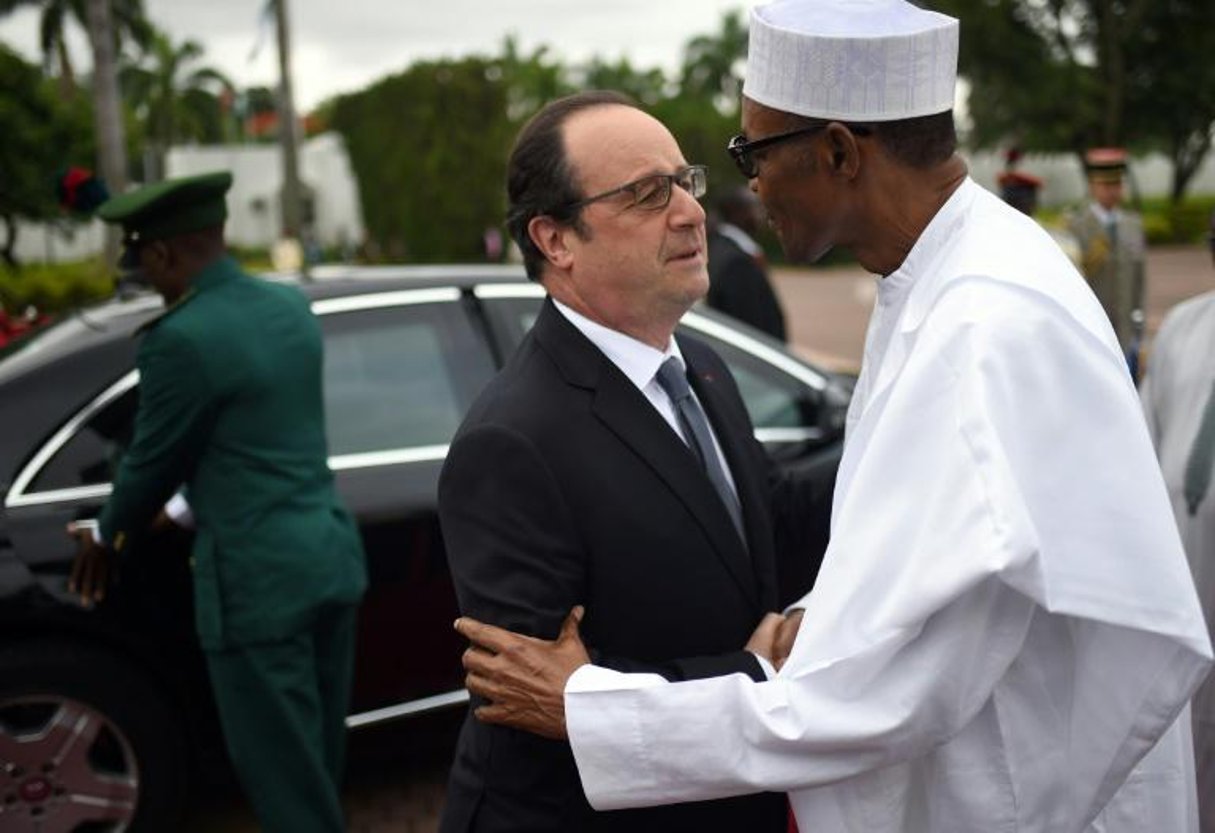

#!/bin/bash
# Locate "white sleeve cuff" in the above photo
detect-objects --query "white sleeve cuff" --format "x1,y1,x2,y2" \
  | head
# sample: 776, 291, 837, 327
164, 491, 195, 529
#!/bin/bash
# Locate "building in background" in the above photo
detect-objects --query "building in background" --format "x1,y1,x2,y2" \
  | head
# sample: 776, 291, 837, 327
13, 132, 364, 264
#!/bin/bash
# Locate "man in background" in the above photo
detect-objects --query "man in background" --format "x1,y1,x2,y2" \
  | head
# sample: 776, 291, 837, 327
69, 172, 367, 832
706, 185, 787, 341
1140, 209, 1215, 833
1068, 147, 1147, 377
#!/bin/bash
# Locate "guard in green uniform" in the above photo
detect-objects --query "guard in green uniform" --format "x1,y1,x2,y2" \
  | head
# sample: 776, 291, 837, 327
68, 172, 367, 832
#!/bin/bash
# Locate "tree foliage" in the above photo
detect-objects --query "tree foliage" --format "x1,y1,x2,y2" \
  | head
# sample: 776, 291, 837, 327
120, 27, 233, 179
330, 57, 516, 262
0, 44, 94, 268
328, 13, 753, 263
0, 0, 150, 97
931, 0, 1215, 202
1125, 0, 1215, 201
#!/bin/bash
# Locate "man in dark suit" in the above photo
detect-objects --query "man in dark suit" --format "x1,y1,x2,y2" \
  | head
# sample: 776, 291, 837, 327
68, 172, 366, 832
436, 91, 814, 832
707, 185, 787, 341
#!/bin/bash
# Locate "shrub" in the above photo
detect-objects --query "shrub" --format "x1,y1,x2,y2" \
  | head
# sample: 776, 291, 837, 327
0, 259, 113, 314
1140, 195, 1215, 245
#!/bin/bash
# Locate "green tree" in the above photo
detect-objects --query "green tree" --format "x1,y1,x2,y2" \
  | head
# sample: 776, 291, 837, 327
932, 0, 1215, 202
679, 9, 748, 116
577, 57, 667, 107
0, 0, 152, 263
0, 44, 94, 269
1124, 0, 1215, 201
490, 37, 570, 128
120, 28, 233, 180
330, 57, 516, 262
0, 0, 149, 98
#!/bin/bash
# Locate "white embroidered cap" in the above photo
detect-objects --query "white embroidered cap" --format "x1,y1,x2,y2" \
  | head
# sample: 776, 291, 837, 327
744, 0, 959, 122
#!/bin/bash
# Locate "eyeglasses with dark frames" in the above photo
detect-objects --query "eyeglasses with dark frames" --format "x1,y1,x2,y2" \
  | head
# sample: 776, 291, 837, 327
727, 124, 872, 179
557, 165, 708, 215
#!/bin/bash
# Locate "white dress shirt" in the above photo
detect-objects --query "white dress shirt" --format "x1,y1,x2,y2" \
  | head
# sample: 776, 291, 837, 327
552, 299, 738, 500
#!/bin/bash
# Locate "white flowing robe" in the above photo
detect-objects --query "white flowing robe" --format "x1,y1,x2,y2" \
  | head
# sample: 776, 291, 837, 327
564, 178, 1213, 832
1140, 291, 1215, 831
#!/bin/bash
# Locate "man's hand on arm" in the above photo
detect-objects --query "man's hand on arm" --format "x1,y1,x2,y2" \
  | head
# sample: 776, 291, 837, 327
744, 611, 786, 665
744, 608, 805, 672
456, 606, 590, 740
774, 608, 804, 671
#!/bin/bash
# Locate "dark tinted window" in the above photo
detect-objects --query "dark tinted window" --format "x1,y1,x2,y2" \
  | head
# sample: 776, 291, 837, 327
684, 331, 815, 430
30, 386, 138, 493
320, 301, 495, 456
28, 297, 497, 494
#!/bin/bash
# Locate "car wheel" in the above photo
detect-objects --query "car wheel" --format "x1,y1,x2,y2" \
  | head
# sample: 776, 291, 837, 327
0, 641, 186, 832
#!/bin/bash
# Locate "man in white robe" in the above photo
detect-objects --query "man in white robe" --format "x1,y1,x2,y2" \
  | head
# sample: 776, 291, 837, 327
454, 1, 1213, 830
1140, 211, 1215, 832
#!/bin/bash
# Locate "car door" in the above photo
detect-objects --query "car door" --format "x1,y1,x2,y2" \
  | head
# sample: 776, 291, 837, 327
312, 288, 498, 721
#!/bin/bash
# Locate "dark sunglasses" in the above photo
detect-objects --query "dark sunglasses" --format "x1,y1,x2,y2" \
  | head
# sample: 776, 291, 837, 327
727, 124, 872, 179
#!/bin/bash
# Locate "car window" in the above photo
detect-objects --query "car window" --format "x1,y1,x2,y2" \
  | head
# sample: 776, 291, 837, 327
683, 331, 814, 429
30, 385, 138, 493
24, 298, 497, 496
319, 302, 495, 456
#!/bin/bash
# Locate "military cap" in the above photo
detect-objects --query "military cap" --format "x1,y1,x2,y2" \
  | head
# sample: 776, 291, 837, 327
1083, 148, 1128, 183
97, 171, 233, 244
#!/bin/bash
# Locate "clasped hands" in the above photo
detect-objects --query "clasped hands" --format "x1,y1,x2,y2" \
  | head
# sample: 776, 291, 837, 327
454, 606, 804, 740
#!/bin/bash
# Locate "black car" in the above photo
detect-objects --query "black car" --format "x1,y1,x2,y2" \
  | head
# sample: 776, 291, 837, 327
0, 264, 849, 831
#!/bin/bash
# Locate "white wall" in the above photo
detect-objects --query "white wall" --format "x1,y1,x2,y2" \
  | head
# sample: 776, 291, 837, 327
166, 132, 365, 250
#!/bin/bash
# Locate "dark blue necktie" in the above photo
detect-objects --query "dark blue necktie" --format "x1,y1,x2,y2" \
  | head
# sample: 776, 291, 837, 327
655, 357, 746, 543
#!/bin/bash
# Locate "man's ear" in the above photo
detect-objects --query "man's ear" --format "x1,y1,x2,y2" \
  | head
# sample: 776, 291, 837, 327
528, 215, 575, 271
825, 122, 862, 179
143, 239, 171, 272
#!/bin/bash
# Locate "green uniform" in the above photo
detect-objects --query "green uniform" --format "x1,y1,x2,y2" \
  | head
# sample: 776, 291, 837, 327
97, 254, 367, 831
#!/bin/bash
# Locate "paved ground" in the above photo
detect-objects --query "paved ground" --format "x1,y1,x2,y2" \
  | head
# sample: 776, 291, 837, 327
183, 243, 1213, 831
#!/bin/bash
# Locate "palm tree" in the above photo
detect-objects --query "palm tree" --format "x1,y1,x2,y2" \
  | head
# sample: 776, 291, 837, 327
121, 29, 234, 181
0, 0, 150, 98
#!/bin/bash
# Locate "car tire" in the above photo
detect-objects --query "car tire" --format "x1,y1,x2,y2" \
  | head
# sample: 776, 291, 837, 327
0, 640, 187, 832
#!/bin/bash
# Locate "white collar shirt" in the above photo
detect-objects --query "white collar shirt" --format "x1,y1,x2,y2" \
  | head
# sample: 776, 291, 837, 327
1090, 201, 1121, 228
551, 299, 737, 498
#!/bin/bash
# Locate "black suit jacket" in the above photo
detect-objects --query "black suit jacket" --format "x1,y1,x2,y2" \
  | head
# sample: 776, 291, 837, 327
438, 299, 789, 832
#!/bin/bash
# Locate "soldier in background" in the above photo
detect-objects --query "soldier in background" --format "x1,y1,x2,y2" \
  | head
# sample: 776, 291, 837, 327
1068, 147, 1147, 378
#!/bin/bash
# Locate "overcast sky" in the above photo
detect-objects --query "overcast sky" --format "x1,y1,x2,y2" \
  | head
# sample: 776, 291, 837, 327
0, 0, 761, 110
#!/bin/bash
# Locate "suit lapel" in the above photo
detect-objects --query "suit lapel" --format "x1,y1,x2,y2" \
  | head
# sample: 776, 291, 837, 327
533, 301, 760, 607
